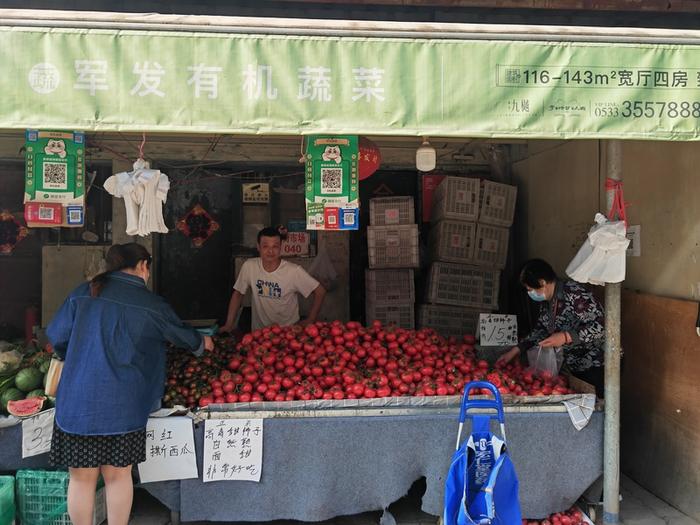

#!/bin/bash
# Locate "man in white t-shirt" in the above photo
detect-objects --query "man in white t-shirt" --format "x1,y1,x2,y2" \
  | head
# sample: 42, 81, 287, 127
220, 227, 326, 331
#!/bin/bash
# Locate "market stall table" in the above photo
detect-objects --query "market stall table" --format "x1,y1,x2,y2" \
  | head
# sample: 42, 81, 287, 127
149, 398, 602, 522
0, 398, 602, 521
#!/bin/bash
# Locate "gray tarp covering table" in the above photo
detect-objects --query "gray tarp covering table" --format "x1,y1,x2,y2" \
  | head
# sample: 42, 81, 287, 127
0, 423, 54, 471
0, 407, 603, 521
153, 410, 602, 521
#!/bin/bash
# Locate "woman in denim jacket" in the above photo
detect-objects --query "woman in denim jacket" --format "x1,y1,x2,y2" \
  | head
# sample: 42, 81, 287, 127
47, 243, 213, 525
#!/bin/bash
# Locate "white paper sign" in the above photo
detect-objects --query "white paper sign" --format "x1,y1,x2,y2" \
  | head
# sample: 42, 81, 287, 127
203, 419, 263, 483
22, 408, 55, 458
138, 417, 198, 483
242, 182, 270, 203
479, 314, 518, 346
626, 224, 641, 257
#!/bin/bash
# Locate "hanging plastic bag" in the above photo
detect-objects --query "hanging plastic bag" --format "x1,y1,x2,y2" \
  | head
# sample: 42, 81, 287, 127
44, 357, 64, 397
566, 213, 630, 285
527, 345, 563, 379
308, 248, 338, 291
0, 349, 22, 377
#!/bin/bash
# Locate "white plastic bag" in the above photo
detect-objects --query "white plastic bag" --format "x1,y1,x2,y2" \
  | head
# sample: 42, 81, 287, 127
0, 349, 22, 377
308, 249, 338, 291
566, 213, 630, 285
44, 357, 64, 397
527, 346, 564, 379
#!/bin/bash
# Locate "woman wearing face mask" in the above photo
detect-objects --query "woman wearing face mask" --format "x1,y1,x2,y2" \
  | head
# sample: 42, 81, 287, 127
46, 243, 213, 525
496, 258, 605, 397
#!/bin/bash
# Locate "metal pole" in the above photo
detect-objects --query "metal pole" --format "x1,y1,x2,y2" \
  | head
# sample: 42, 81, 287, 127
603, 139, 622, 525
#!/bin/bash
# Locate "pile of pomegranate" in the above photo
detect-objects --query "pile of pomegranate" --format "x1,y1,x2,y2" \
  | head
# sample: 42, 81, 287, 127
523, 507, 588, 525
163, 321, 577, 409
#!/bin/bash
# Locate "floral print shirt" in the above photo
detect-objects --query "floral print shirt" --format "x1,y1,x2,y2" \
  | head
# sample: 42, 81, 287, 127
519, 280, 605, 372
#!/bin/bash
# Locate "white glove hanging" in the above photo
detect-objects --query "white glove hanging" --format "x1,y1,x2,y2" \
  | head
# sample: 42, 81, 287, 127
134, 169, 170, 236
105, 158, 170, 237
104, 171, 140, 236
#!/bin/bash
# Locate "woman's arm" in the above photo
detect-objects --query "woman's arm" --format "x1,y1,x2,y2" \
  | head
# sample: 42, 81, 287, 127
157, 304, 206, 354
46, 296, 77, 359
518, 307, 550, 352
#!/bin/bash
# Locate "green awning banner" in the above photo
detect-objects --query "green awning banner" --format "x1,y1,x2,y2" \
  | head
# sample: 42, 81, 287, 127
3, 26, 700, 139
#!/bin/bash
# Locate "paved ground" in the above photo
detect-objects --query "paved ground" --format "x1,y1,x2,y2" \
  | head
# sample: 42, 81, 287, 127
128, 475, 699, 525
616, 477, 699, 525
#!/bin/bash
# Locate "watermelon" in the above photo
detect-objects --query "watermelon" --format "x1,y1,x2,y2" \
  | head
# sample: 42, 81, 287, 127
26, 389, 46, 399
1, 388, 24, 413
0, 376, 14, 394
15, 368, 43, 392
7, 397, 44, 417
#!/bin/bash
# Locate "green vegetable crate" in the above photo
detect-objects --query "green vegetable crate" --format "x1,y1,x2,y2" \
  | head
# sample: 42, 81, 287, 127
15, 470, 105, 525
0, 476, 15, 525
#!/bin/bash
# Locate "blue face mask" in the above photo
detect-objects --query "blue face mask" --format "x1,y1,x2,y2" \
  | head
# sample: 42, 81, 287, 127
528, 290, 547, 302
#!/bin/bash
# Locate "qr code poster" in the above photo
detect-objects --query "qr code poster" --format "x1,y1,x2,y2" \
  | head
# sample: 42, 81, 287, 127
42, 162, 68, 190
305, 135, 360, 231
24, 130, 86, 227
320, 167, 343, 194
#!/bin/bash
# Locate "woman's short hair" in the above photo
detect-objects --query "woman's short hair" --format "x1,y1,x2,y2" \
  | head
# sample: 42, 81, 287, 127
519, 259, 557, 289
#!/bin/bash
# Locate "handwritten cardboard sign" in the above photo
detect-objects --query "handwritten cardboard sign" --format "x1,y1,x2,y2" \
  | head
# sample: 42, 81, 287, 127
22, 408, 55, 458
203, 419, 263, 483
479, 314, 518, 347
138, 417, 197, 483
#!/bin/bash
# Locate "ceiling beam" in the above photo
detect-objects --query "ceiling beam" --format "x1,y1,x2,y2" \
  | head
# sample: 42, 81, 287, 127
0, 130, 510, 168
269, 0, 700, 13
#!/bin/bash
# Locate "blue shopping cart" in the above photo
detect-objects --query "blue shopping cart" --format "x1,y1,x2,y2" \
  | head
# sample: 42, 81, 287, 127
443, 381, 522, 525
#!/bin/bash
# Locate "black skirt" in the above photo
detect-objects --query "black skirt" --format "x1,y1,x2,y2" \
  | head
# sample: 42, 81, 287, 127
50, 423, 146, 468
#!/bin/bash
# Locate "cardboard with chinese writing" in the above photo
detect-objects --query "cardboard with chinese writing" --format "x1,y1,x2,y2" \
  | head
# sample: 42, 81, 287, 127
24, 130, 85, 227
305, 136, 359, 231
203, 418, 263, 483
22, 408, 55, 458
281, 231, 311, 257
242, 183, 270, 204
138, 417, 198, 483
479, 314, 518, 347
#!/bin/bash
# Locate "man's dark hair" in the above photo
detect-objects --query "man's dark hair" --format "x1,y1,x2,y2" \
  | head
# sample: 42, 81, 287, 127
257, 227, 282, 244
519, 259, 557, 289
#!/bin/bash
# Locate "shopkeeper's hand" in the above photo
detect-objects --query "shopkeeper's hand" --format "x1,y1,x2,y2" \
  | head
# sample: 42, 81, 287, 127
203, 336, 215, 352
496, 346, 520, 367
538, 332, 570, 348
218, 323, 234, 334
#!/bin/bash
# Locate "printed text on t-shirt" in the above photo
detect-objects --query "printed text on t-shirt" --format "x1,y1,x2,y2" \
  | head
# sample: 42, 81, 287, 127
256, 280, 282, 299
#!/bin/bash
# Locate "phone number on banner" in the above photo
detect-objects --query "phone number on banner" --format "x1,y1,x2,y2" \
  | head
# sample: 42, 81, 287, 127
594, 101, 700, 119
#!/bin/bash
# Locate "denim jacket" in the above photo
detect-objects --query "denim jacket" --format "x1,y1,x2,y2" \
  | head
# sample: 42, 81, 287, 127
47, 272, 203, 435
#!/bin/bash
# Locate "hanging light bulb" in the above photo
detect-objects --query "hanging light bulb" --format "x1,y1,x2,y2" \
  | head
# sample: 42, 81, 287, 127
416, 136, 436, 172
